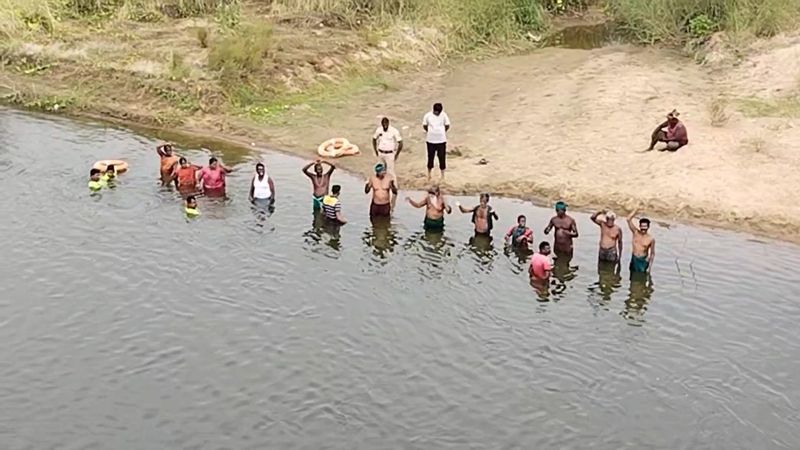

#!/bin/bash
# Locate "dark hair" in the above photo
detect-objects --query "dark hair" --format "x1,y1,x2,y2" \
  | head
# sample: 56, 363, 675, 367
639, 218, 651, 226
538, 241, 550, 251
381, 117, 389, 123
90, 168, 101, 176
480, 193, 490, 201
433, 102, 443, 112
106, 164, 115, 172
179, 157, 187, 164
517, 214, 526, 222
332, 184, 341, 195
186, 195, 196, 202
209, 157, 218, 164
256, 162, 264, 169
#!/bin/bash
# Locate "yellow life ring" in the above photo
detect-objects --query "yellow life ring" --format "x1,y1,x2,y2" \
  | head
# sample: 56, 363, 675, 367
93, 159, 129, 173
317, 138, 360, 158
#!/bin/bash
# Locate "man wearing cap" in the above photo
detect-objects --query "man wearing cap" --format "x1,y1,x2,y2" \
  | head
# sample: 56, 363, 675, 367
590, 209, 623, 263
646, 109, 688, 152
365, 162, 397, 219
372, 117, 403, 186
544, 201, 579, 255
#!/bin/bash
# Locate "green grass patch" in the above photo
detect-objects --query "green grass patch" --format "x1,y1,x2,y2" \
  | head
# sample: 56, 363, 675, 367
737, 95, 800, 118
237, 72, 396, 125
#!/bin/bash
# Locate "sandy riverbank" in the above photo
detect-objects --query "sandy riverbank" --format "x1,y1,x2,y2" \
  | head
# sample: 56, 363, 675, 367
3, 27, 800, 243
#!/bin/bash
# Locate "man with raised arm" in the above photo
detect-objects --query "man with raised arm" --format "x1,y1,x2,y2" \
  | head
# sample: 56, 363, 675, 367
590, 209, 623, 264
627, 208, 655, 274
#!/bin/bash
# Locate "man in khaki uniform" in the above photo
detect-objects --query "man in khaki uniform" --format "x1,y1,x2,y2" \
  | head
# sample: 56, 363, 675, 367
372, 117, 404, 186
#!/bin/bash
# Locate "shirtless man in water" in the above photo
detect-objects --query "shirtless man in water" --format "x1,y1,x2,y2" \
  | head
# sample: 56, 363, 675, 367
365, 163, 397, 219
590, 209, 623, 263
157, 143, 180, 185
302, 159, 335, 212
406, 185, 451, 232
627, 208, 655, 274
457, 193, 498, 236
544, 201, 578, 255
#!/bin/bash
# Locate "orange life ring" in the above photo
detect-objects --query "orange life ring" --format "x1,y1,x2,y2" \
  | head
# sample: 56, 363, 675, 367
317, 138, 360, 158
93, 160, 129, 173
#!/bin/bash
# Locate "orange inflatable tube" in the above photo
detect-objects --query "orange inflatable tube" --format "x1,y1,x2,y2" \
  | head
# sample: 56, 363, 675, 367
93, 160, 129, 173
317, 138, 360, 158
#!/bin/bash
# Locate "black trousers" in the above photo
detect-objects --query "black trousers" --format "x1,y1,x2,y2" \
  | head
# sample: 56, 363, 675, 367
426, 142, 446, 170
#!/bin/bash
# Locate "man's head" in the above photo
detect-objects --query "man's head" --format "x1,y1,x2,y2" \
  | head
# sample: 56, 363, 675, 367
381, 117, 389, 130
375, 163, 386, 178
479, 193, 490, 205
105, 165, 116, 177
209, 157, 218, 169
517, 214, 527, 227
90, 168, 101, 181
555, 201, 567, 217
667, 109, 680, 126
314, 161, 323, 175
186, 195, 197, 209
538, 241, 551, 256
332, 184, 341, 196
163, 144, 173, 155
179, 157, 189, 168
432, 102, 443, 115
639, 217, 651, 233
428, 184, 440, 196
605, 211, 616, 226
256, 162, 265, 176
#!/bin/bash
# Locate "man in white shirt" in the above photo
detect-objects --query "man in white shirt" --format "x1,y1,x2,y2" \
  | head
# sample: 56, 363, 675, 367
372, 117, 403, 186
422, 102, 450, 181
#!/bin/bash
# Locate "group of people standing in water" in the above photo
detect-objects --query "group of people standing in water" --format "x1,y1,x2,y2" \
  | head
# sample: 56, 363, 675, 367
300, 154, 656, 286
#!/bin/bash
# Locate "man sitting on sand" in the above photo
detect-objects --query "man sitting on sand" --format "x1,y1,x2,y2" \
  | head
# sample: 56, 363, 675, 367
646, 109, 688, 152
303, 159, 335, 212
406, 185, 451, 232
544, 201, 578, 256
365, 163, 397, 219
457, 193, 498, 236
627, 208, 655, 273
590, 209, 623, 263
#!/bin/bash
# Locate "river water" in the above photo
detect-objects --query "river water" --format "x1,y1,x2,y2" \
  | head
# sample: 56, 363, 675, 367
1, 108, 799, 449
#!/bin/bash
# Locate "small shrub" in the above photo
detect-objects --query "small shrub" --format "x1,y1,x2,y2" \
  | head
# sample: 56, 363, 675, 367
169, 50, 190, 80
688, 14, 717, 39
195, 26, 209, 48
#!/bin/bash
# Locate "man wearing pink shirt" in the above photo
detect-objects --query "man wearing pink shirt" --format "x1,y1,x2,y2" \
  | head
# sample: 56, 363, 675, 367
197, 157, 232, 197
646, 109, 688, 152
529, 241, 553, 281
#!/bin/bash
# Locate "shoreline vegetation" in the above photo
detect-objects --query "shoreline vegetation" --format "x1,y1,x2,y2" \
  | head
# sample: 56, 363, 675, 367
2, 0, 800, 244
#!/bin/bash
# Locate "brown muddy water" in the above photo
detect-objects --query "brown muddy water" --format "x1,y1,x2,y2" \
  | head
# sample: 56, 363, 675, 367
1, 108, 799, 449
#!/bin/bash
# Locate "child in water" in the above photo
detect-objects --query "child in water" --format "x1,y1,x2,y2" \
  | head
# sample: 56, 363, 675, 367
102, 165, 117, 186
88, 168, 105, 191
185, 195, 200, 217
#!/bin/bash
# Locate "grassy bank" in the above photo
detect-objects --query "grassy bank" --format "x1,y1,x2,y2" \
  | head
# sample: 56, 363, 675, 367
608, 0, 800, 44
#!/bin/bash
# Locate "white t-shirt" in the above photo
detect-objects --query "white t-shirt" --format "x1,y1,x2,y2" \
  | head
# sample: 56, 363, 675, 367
422, 111, 450, 144
373, 125, 402, 152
